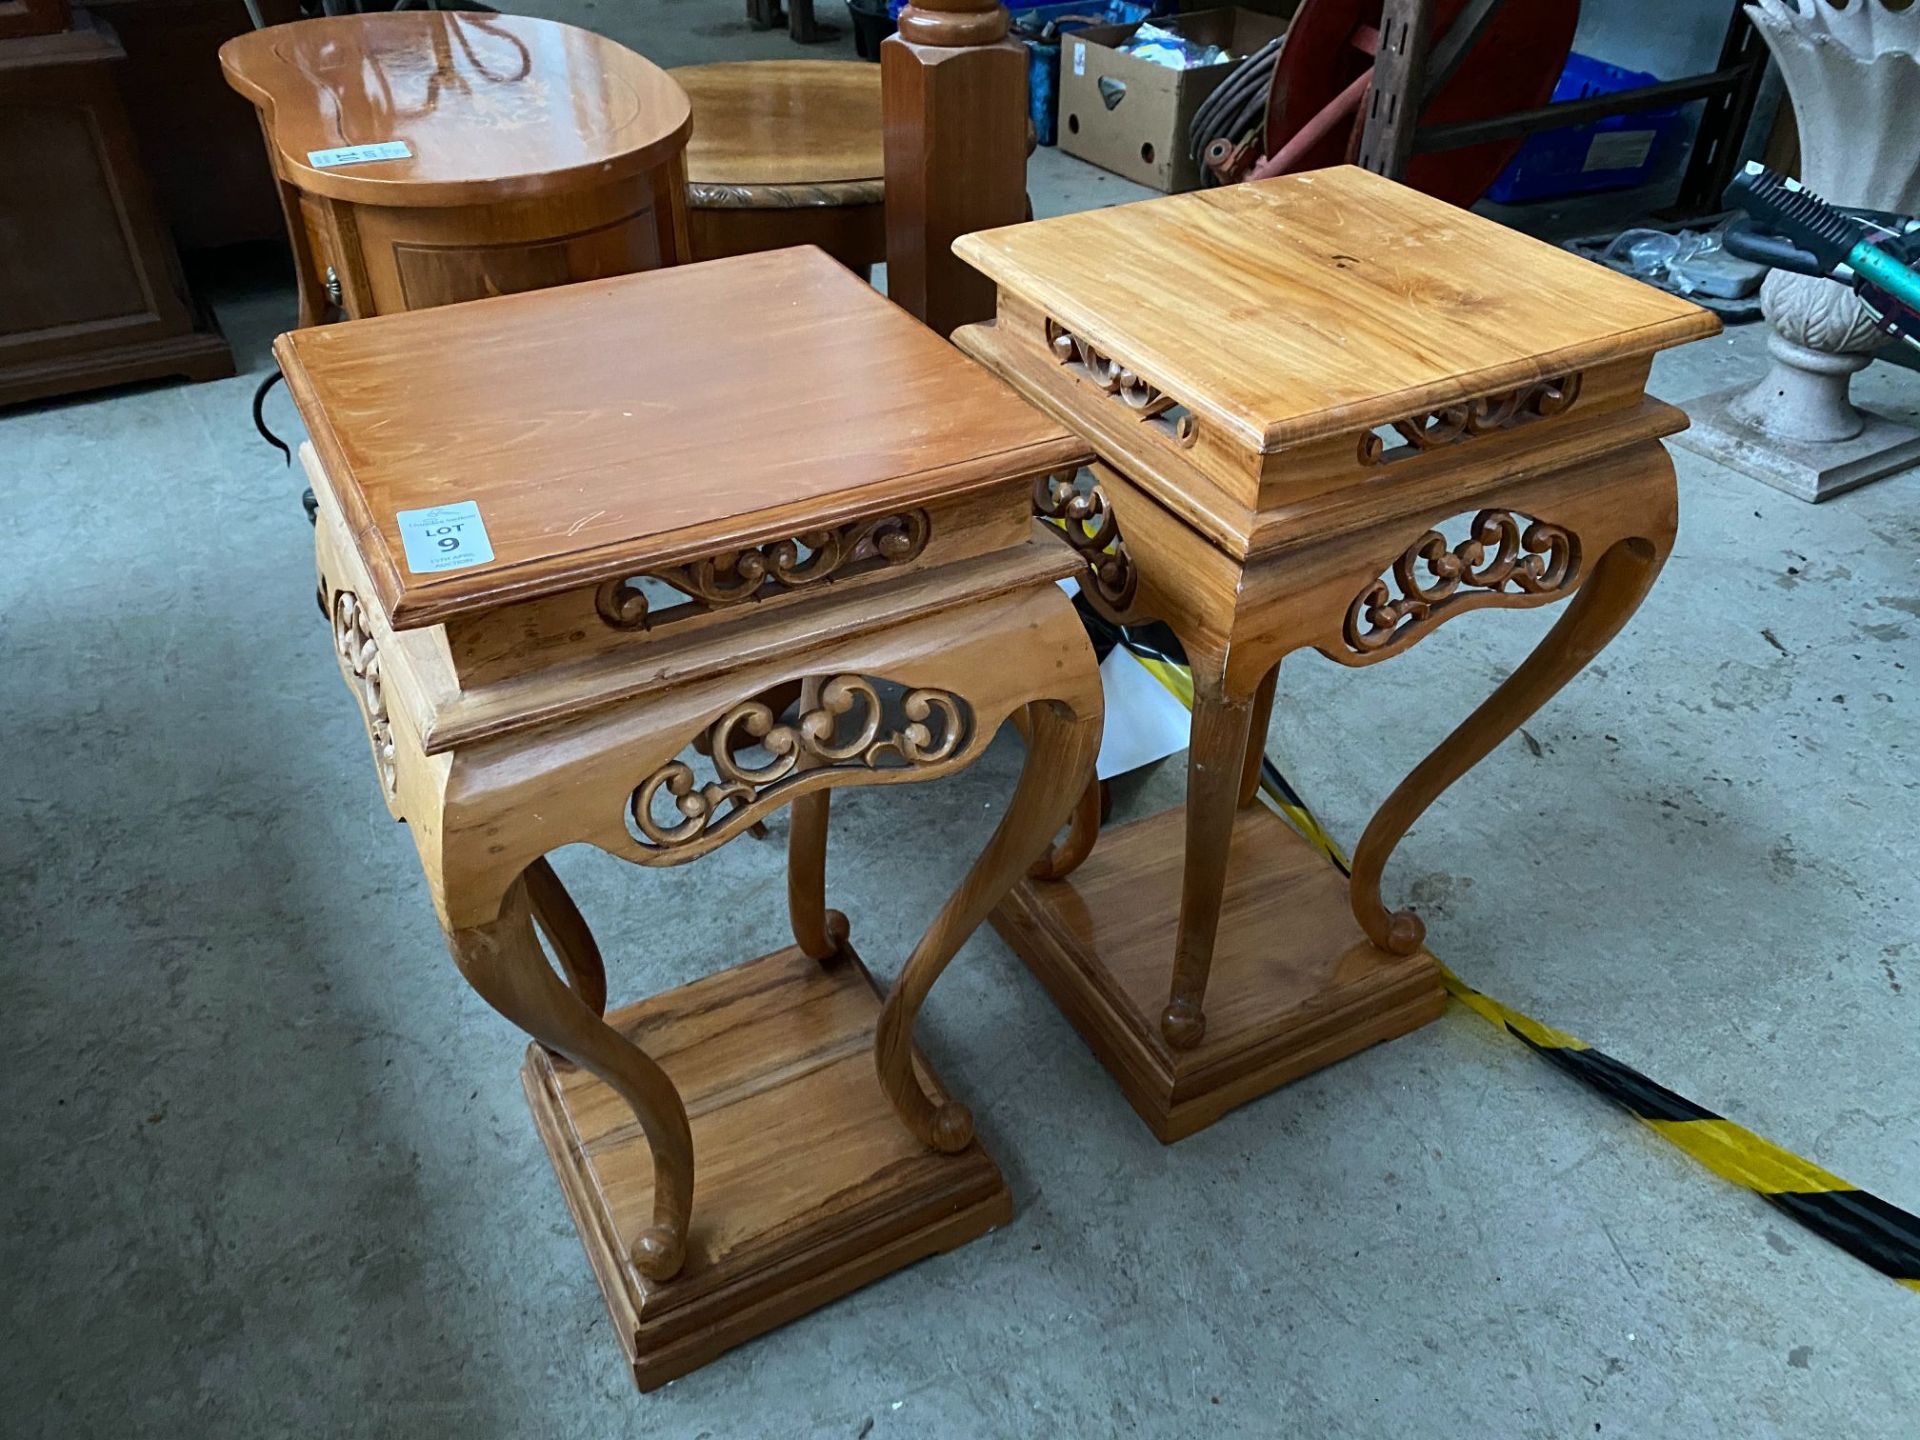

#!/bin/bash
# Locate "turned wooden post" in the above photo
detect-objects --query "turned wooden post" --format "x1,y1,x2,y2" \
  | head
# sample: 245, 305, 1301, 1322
882, 0, 1028, 336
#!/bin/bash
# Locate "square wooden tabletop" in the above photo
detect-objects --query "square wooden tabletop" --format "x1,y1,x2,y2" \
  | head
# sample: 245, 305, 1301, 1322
277, 247, 1084, 628
954, 166, 1721, 455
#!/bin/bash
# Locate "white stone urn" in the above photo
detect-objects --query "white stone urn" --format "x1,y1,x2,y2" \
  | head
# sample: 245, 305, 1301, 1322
1681, 0, 1920, 500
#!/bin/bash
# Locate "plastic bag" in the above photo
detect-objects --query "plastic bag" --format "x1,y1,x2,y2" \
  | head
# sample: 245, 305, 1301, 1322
1599, 226, 1765, 300
1117, 20, 1231, 68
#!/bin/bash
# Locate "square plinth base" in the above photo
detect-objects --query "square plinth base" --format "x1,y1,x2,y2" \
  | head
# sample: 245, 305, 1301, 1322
0, 325, 236, 408
1673, 382, 1920, 503
521, 943, 1010, 1391
992, 804, 1444, 1143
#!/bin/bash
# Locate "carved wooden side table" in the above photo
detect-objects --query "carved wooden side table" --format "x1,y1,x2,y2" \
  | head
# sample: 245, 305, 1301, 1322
278, 248, 1100, 1389
672, 61, 885, 280
222, 13, 692, 325
955, 165, 1720, 1143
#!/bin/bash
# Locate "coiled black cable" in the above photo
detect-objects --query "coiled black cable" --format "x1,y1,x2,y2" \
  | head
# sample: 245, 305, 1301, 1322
1187, 35, 1282, 183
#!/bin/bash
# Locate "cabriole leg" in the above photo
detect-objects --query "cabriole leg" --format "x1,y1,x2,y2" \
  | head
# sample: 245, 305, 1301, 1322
1350, 531, 1672, 955
1161, 672, 1258, 1050
786, 675, 851, 961
446, 874, 694, 1282
1238, 662, 1280, 809
523, 855, 608, 1017
1013, 701, 1102, 879
1031, 777, 1101, 880
787, 789, 850, 961
875, 697, 1101, 1149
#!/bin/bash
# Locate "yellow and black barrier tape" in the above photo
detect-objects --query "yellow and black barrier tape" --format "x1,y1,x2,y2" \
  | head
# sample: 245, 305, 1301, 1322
1114, 639, 1920, 1293
1438, 962, 1920, 1293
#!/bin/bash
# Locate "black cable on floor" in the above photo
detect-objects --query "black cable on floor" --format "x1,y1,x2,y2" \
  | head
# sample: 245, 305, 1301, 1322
253, 369, 290, 466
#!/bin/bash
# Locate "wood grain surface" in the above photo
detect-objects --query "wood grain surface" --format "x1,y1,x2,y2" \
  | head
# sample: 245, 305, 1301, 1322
523, 943, 1009, 1389
220, 13, 691, 206
277, 246, 1083, 628
674, 60, 882, 191
991, 804, 1442, 1142
303, 442, 1083, 761
954, 165, 1721, 451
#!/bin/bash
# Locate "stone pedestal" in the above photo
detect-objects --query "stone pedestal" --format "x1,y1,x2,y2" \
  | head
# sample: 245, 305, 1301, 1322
1675, 0, 1920, 501
1678, 382, 1920, 504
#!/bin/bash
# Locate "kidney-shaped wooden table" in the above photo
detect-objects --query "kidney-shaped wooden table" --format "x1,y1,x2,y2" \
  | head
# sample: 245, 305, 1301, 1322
222, 12, 692, 322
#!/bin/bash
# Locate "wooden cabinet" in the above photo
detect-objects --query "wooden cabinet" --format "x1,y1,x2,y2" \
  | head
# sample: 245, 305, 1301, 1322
221, 13, 693, 323
0, 0, 68, 40
0, 11, 233, 406
87, 0, 303, 251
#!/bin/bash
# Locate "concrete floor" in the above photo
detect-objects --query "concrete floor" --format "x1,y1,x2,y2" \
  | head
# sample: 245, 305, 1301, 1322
5, 9, 1920, 1436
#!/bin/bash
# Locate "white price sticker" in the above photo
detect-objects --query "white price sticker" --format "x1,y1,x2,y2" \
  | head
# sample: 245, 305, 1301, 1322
308, 141, 413, 169
397, 500, 494, 575
1073, 42, 1085, 77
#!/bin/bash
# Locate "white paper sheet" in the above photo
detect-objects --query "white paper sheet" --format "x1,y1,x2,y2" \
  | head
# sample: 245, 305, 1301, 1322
1094, 646, 1190, 781
1053, 576, 1189, 780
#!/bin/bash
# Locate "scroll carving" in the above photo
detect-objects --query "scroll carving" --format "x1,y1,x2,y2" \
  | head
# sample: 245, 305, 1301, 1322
1033, 469, 1137, 610
628, 676, 971, 853
595, 510, 932, 631
1044, 318, 1198, 447
1358, 374, 1583, 465
1337, 510, 1578, 663
332, 590, 396, 794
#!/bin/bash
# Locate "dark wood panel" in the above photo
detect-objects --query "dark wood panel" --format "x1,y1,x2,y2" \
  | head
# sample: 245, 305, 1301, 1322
688, 202, 883, 274
0, 16, 232, 403
0, 0, 68, 40
88, 0, 300, 249
0, 100, 152, 334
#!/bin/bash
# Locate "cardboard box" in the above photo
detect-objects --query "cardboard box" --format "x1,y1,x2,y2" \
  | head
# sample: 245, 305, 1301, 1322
1058, 8, 1293, 193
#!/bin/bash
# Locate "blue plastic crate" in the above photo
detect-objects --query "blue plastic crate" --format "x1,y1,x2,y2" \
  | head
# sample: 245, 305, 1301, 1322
1013, 0, 1164, 145
1484, 53, 1688, 205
